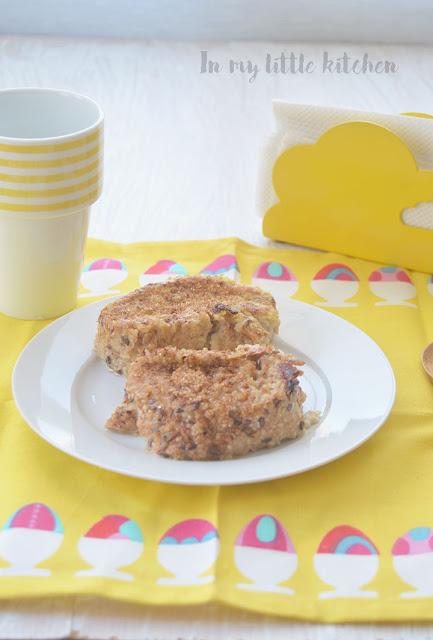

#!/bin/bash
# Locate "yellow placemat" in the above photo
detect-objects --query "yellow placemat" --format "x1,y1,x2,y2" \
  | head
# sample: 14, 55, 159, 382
1, 236, 433, 622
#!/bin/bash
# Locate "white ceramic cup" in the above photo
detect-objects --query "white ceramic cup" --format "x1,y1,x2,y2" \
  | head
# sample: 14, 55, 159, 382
0, 88, 103, 319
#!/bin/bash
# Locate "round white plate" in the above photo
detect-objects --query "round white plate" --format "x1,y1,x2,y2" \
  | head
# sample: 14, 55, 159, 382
12, 296, 395, 486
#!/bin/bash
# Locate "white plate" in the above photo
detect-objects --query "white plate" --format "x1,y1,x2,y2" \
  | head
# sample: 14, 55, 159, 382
12, 296, 395, 486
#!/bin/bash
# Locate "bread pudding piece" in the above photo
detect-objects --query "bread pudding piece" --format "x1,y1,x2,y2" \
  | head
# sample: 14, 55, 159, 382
106, 345, 306, 461
94, 275, 279, 374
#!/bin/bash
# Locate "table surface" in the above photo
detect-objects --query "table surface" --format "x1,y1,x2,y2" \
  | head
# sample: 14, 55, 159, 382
2, 35, 433, 640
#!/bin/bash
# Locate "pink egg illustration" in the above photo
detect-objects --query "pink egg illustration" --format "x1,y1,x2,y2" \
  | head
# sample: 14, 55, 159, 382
392, 527, 433, 597
157, 519, 219, 586
314, 525, 379, 598
4, 502, 63, 532
252, 262, 298, 298
76, 515, 144, 582
200, 255, 240, 282
139, 260, 187, 286
80, 257, 128, 297
86, 258, 125, 272
234, 514, 297, 594
312, 263, 359, 307
368, 266, 416, 307
0, 503, 64, 576
314, 264, 359, 282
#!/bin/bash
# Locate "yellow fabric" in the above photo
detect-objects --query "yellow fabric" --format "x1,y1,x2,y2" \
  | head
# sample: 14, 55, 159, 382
1, 236, 433, 622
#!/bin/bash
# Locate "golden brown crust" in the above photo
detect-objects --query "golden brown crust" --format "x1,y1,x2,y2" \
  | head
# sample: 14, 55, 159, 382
106, 345, 306, 460
94, 276, 279, 374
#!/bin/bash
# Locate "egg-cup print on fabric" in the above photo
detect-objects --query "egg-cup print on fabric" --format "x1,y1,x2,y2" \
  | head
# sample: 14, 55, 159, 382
234, 514, 297, 595
80, 258, 128, 298
76, 515, 143, 581
157, 519, 219, 586
252, 262, 298, 298
314, 525, 379, 599
428, 275, 433, 296
139, 260, 187, 286
369, 266, 416, 307
312, 264, 359, 307
0, 503, 64, 576
200, 254, 240, 282
392, 527, 433, 598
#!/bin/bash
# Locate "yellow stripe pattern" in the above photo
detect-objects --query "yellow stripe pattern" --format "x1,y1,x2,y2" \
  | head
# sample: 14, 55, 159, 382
0, 144, 101, 169
0, 172, 100, 198
0, 129, 100, 154
0, 159, 100, 183
0, 125, 102, 213
0, 189, 100, 212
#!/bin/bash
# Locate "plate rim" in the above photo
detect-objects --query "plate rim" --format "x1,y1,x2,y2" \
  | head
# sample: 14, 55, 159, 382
12, 297, 396, 486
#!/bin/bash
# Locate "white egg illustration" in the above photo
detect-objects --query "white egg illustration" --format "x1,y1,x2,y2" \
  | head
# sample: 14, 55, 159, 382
76, 514, 143, 581
157, 519, 219, 586
0, 503, 64, 576
80, 258, 128, 297
369, 266, 416, 307
392, 527, 433, 597
312, 263, 359, 307
234, 514, 297, 595
314, 525, 379, 598
252, 262, 298, 298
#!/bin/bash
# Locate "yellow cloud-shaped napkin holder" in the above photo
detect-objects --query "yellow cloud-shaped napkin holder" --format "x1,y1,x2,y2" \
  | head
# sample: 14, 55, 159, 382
263, 121, 433, 273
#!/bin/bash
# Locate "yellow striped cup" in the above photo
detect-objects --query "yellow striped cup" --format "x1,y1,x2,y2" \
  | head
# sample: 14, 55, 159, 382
0, 88, 103, 319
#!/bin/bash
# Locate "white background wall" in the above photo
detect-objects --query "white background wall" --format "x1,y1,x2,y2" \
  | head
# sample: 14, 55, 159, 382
0, 0, 432, 44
